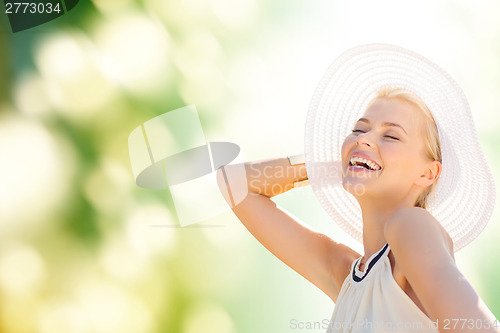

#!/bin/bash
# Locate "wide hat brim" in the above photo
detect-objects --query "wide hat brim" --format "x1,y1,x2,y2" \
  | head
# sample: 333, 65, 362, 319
304, 43, 496, 252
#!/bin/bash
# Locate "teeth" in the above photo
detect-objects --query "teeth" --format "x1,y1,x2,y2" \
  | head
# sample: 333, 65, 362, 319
349, 156, 381, 170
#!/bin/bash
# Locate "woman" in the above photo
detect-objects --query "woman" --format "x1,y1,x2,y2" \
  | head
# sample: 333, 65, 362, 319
216, 44, 499, 332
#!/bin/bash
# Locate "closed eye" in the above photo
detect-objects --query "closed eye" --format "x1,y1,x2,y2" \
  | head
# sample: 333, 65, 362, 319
352, 129, 399, 141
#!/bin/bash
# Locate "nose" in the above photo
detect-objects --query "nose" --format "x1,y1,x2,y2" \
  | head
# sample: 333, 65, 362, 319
356, 132, 373, 147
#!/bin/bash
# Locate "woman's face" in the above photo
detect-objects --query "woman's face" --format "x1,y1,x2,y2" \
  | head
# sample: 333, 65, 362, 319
340, 98, 436, 203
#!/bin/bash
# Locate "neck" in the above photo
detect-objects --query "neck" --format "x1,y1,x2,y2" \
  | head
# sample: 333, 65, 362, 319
357, 194, 416, 260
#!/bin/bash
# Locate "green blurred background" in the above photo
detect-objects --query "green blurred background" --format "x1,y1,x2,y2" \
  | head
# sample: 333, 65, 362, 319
0, 0, 499, 332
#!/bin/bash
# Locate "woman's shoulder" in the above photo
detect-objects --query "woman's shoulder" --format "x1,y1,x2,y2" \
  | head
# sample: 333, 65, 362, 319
384, 207, 454, 260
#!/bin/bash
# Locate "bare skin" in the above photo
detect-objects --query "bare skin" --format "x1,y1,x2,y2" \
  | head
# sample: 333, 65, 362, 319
217, 156, 359, 301
217, 98, 499, 332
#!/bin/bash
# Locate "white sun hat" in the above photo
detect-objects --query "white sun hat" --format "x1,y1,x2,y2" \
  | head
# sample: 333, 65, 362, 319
304, 43, 496, 252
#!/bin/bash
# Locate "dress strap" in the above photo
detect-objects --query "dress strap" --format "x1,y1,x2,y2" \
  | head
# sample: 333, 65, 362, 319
352, 243, 390, 282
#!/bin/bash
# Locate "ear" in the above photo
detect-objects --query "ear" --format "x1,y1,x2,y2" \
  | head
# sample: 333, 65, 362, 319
415, 160, 441, 187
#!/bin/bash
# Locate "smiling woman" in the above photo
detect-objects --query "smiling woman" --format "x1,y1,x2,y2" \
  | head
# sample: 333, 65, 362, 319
306, 44, 498, 332
218, 43, 499, 333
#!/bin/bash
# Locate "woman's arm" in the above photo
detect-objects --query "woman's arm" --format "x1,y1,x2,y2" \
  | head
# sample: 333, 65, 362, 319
216, 157, 359, 302
384, 207, 500, 333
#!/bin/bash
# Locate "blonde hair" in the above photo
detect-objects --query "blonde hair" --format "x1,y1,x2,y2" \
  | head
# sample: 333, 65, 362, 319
370, 86, 442, 209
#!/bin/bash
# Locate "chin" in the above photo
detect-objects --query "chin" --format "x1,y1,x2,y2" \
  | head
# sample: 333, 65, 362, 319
342, 177, 371, 197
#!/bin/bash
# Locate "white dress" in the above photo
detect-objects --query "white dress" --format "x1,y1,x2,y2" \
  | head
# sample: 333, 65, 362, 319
326, 243, 438, 332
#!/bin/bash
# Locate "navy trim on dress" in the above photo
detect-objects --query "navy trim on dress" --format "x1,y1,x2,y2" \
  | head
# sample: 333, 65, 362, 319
352, 243, 389, 282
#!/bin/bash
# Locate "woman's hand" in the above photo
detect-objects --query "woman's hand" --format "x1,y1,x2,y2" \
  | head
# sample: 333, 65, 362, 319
216, 157, 307, 204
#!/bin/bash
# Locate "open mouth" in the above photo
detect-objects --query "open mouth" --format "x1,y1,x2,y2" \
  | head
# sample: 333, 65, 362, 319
349, 156, 381, 171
